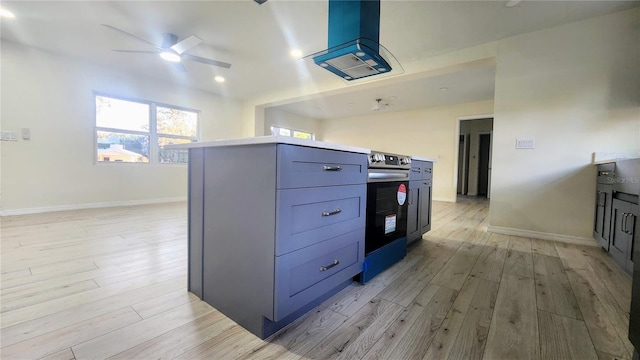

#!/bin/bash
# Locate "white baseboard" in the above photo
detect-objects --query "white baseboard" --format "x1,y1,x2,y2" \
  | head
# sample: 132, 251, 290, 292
0, 197, 187, 217
433, 196, 456, 202
487, 225, 599, 247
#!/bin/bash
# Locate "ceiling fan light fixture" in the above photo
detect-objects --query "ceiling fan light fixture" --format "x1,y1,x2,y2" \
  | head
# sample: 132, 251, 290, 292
160, 51, 181, 63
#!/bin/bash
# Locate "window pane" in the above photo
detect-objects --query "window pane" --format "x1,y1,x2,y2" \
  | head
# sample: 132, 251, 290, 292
97, 131, 149, 163
293, 131, 313, 140
157, 107, 197, 137
96, 96, 149, 132
158, 137, 193, 163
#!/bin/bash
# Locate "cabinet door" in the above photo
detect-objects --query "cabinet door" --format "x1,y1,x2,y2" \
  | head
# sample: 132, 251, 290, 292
594, 190, 605, 239
610, 199, 631, 272
407, 181, 421, 244
626, 203, 638, 273
420, 180, 432, 234
593, 185, 613, 250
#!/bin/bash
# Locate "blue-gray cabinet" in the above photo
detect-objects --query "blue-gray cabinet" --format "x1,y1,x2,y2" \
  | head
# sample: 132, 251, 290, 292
188, 142, 367, 339
407, 160, 433, 245
593, 159, 639, 274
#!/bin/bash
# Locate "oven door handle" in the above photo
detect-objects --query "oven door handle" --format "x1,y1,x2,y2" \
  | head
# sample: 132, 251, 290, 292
368, 172, 409, 180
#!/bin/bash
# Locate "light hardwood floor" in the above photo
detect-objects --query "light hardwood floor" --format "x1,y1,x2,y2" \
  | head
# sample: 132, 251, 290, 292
0, 198, 634, 359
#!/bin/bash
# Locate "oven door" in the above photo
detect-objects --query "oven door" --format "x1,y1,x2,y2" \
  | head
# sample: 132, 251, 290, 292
365, 180, 409, 254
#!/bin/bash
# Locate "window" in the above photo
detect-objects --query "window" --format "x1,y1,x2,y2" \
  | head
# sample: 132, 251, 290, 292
95, 95, 198, 163
270, 126, 314, 140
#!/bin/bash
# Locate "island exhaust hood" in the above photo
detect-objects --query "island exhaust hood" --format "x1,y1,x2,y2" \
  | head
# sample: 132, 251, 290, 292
311, 0, 393, 81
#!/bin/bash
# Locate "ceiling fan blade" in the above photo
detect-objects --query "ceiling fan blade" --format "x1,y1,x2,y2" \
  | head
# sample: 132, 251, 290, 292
112, 49, 159, 54
172, 62, 188, 72
101, 24, 162, 50
170, 35, 203, 55
182, 54, 232, 69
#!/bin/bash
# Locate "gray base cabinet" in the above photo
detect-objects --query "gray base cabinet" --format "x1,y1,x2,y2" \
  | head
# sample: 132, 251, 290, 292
188, 143, 367, 339
593, 160, 639, 274
610, 198, 638, 274
594, 183, 613, 250
407, 160, 433, 246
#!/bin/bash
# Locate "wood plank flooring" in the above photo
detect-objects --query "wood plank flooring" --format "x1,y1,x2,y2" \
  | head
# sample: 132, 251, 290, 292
0, 198, 635, 359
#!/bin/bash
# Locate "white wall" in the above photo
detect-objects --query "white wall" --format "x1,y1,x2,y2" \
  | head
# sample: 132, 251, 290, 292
489, 8, 640, 240
320, 100, 495, 202
264, 108, 322, 138
459, 118, 493, 196
0, 40, 243, 214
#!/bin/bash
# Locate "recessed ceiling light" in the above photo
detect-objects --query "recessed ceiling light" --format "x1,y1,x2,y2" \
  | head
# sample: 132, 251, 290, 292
505, 0, 522, 8
0, 7, 15, 18
439, 87, 449, 92
214, 76, 225, 83
290, 49, 303, 59
159, 51, 181, 63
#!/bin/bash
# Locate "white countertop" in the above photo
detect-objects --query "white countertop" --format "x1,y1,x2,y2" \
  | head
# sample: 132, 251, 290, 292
592, 151, 640, 165
165, 135, 371, 154
412, 155, 437, 162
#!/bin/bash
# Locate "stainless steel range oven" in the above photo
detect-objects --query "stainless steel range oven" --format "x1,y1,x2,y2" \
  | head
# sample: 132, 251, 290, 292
357, 151, 411, 283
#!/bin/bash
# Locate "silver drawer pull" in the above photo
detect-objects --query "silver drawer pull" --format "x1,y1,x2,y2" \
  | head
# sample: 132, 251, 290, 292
323, 165, 342, 171
320, 259, 339, 272
322, 208, 342, 217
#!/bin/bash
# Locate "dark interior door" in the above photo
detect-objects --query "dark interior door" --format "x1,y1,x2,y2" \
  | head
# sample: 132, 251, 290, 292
478, 134, 491, 197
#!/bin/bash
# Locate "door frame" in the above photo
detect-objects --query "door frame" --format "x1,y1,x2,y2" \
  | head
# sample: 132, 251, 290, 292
454, 114, 494, 201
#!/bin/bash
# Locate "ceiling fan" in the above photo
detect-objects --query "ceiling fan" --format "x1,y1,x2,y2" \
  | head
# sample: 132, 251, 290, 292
102, 24, 231, 72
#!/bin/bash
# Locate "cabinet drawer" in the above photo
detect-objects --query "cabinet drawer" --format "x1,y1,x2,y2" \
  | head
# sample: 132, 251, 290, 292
277, 144, 367, 189
422, 162, 433, 180
276, 184, 366, 255
273, 229, 363, 321
597, 163, 615, 184
409, 162, 423, 181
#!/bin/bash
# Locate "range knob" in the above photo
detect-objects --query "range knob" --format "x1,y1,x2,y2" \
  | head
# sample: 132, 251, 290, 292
400, 157, 411, 165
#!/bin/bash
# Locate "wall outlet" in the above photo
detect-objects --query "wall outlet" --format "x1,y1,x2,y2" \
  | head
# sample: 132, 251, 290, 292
1, 131, 18, 141
516, 138, 535, 149
22, 128, 31, 140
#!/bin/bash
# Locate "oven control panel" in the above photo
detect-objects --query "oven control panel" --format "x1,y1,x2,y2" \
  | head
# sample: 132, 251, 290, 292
369, 152, 411, 169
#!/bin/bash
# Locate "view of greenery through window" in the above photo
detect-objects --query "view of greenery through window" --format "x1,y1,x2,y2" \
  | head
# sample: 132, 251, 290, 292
95, 95, 198, 163
270, 126, 314, 140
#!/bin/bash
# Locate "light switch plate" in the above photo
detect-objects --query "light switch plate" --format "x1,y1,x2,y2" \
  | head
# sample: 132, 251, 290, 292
516, 138, 535, 149
22, 128, 31, 140
1, 131, 18, 141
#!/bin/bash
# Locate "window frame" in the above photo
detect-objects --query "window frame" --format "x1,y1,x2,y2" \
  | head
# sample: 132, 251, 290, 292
270, 125, 315, 140
94, 92, 200, 165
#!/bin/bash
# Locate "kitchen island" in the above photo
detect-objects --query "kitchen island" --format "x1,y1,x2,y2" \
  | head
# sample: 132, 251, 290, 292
171, 136, 370, 339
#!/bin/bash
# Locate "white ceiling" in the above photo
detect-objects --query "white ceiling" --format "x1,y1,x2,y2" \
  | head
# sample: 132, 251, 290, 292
2, 1, 637, 119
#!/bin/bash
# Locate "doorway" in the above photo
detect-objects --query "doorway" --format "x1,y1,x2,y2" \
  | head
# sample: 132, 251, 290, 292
478, 133, 491, 197
457, 118, 493, 199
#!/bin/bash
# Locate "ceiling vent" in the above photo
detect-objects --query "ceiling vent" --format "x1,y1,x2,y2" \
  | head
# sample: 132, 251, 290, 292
310, 0, 398, 81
